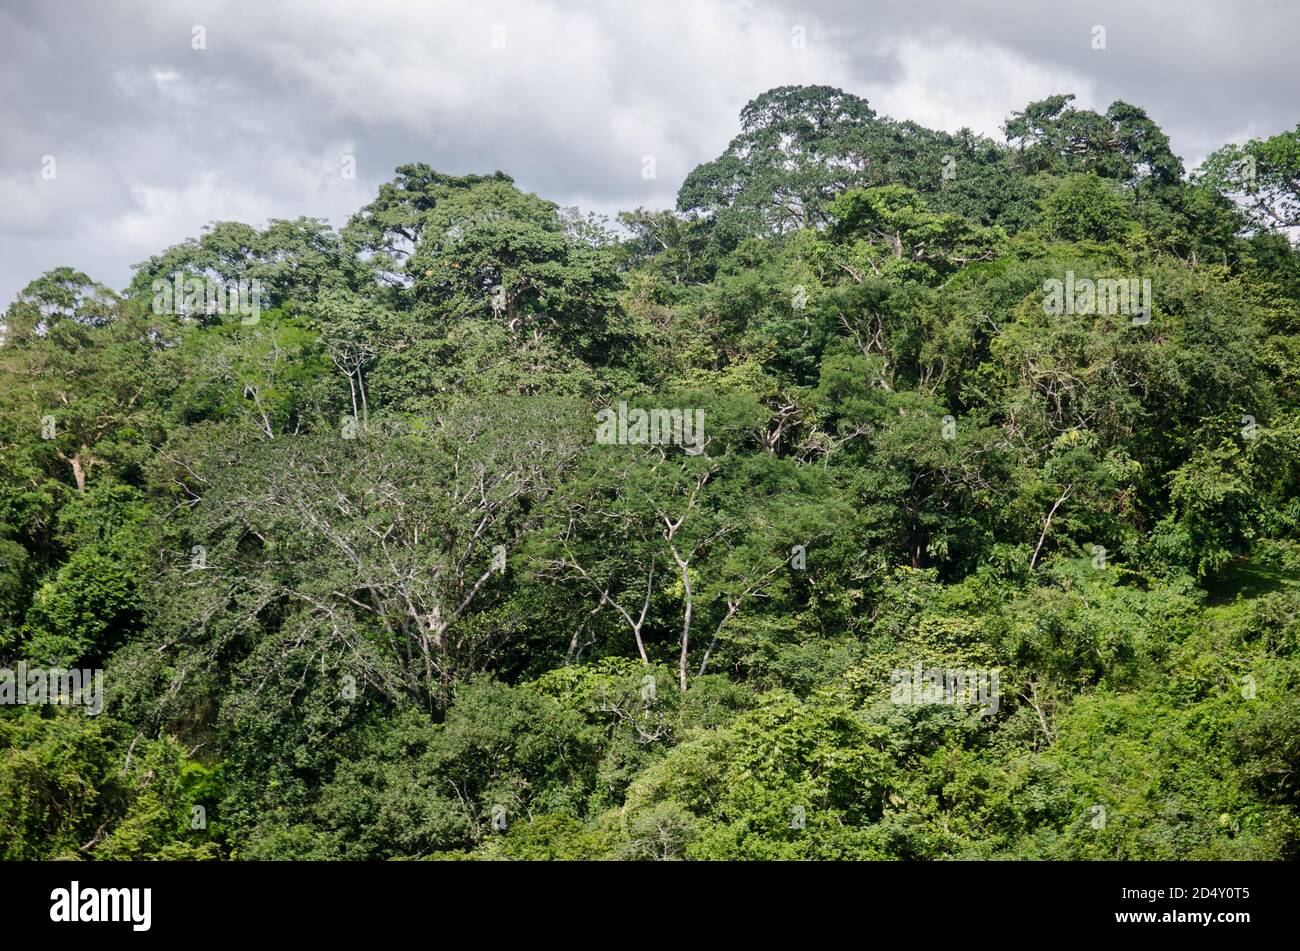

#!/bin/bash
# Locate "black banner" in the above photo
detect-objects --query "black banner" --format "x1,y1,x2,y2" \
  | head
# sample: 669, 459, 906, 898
2, 860, 1285, 939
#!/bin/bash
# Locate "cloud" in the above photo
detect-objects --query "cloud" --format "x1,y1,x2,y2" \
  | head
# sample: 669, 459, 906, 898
0, 0, 1296, 305
857, 38, 1099, 139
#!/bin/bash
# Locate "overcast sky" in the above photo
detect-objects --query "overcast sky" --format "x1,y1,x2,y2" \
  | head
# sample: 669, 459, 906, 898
2, 0, 1297, 306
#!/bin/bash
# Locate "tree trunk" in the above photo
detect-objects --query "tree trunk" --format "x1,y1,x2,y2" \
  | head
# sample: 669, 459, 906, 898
674, 549, 692, 691
69, 448, 88, 492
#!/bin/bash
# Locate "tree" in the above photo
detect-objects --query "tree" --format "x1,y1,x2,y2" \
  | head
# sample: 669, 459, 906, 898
1040, 174, 1132, 243
1199, 124, 1300, 231
0, 278, 173, 493
677, 85, 881, 233
148, 394, 587, 713
129, 218, 369, 315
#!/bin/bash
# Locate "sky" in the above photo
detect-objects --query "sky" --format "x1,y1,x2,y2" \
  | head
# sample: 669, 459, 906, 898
1, 0, 1297, 306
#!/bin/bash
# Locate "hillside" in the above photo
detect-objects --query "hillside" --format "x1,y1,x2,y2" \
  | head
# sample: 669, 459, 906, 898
2, 85, 1299, 861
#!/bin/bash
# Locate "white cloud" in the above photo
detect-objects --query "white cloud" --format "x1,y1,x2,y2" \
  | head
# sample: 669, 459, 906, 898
859, 38, 1099, 139
0, 0, 1296, 305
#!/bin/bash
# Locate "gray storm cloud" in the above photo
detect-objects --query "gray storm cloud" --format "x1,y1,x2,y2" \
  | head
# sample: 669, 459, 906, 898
1, 0, 1296, 305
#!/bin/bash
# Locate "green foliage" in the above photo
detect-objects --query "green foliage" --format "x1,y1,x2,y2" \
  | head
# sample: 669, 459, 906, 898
1040, 174, 1133, 243
0, 710, 219, 860
1199, 124, 1300, 230
2, 84, 1298, 861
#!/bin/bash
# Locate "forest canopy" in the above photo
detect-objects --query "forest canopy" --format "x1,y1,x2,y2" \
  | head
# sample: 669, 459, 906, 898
3, 84, 1300, 861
